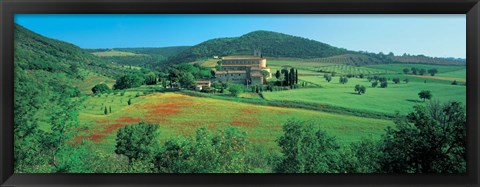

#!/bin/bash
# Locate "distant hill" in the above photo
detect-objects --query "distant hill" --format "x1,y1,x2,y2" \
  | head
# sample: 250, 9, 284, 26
168, 30, 465, 66
115, 46, 190, 58
86, 46, 190, 68
169, 30, 351, 64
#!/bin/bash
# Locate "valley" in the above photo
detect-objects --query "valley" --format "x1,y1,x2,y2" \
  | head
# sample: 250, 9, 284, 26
14, 23, 467, 173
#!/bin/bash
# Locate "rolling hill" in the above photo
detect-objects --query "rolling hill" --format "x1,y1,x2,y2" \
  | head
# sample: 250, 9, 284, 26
169, 30, 351, 64
168, 30, 465, 66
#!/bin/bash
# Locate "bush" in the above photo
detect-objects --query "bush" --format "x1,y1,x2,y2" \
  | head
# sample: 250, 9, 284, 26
354, 85, 366, 95
380, 101, 466, 173
155, 127, 248, 173
275, 120, 340, 173
91, 83, 111, 94
113, 74, 144, 90
115, 122, 160, 162
228, 84, 244, 96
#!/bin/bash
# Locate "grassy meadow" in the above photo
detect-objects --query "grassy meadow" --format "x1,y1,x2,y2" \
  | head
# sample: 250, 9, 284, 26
71, 58, 466, 161
75, 90, 393, 153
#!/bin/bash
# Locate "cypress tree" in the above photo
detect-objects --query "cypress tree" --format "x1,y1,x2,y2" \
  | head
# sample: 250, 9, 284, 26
295, 69, 298, 84
128, 98, 132, 105
104, 107, 108, 115
284, 71, 289, 87
109, 106, 112, 113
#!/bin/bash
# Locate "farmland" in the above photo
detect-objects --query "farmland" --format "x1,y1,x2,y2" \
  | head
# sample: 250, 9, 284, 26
72, 59, 466, 160
76, 90, 393, 153
14, 21, 467, 173
92, 50, 143, 57
263, 60, 466, 115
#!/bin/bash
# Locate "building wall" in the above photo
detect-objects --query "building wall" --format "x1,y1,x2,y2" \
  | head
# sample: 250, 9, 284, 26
215, 73, 247, 84
251, 76, 263, 85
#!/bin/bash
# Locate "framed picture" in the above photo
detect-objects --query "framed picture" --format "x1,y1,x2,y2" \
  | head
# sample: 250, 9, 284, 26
1, 0, 479, 186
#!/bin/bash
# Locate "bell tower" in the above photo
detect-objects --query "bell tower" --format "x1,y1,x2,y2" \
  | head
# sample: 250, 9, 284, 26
253, 48, 261, 57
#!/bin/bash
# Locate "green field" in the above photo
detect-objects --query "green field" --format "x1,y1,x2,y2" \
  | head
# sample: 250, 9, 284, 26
269, 60, 389, 76
76, 91, 393, 153
73, 60, 466, 170
92, 50, 143, 57
263, 61, 466, 115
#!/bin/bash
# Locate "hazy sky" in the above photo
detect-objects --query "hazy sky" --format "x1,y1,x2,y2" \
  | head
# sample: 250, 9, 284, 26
15, 14, 466, 58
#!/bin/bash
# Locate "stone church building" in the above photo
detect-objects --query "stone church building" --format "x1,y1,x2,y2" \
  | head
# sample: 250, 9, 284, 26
214, 49, 271, 85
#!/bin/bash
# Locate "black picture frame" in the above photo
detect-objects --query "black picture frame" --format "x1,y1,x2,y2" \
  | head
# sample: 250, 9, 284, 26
1, 0, 479, 186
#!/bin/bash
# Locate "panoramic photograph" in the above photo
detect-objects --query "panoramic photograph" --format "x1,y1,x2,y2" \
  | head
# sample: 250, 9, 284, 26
14, 14, 466, 173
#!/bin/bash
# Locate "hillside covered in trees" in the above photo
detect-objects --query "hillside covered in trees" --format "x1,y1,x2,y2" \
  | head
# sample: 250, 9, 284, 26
165, 30, 465, 66
168, 30, 351, 64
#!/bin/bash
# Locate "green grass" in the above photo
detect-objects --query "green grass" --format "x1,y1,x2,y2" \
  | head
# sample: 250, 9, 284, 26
74, 69, 116, 94
92, 50, 143, 57
263, 76, 465, 115
76, 91, 393, 153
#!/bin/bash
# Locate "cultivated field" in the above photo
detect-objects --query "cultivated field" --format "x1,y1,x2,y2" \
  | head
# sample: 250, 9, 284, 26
73, 59, 466, 163
92, 50, 143, 57
75, 91, 393, 153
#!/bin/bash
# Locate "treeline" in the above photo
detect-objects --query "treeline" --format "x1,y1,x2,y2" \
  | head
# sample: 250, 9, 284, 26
403, 67, 439, 76
92, 63, 213, 94
393, 54, 465, 66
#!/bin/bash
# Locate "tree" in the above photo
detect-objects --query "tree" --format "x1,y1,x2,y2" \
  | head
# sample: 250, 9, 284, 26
144, 72, 158, 85
354, 85, 366, 95
104, 107, 108, 115
339, 77, 348, 84
380, 81, 388, 88
295, 69, 299, 84
380, 101, 466, 173
275, 70, 281, 79
340, 139, 382, 173
428, 68, 438, 76
261, 70, 269, 81
331, 72, 336, 77
91, 83, 111, 94
392, 78, 400, 84
325, 75, 332, 82
452, 80, 458, 85
178, 72, 195, 88
275, 120, 340, 173
155, 127, 248, 173
403, 78, 409, 84
113, 74, 144, 90
371, 81, 379, 88
411, 67, 418, 75
403, 68, 410, 74
228, 84, 244, 96
418, 90, 432, 102
115, 122, 159, 162
128, 98, 132, 105
419, 68, 426, 75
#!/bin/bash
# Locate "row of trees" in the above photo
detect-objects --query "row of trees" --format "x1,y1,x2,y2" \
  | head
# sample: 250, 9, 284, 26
274, 68, 299, 88
403, 67, 438, 76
